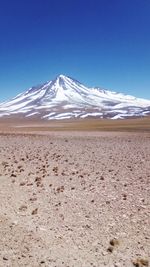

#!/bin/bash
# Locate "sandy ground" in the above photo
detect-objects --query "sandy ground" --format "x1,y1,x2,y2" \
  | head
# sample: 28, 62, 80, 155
0, 131, 149, 267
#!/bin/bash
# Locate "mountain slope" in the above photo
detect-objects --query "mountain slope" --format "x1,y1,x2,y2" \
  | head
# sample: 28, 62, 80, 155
0, 74, 150, 120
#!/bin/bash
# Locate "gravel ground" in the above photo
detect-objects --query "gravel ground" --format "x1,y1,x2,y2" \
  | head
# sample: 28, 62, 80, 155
0, 131, 149, 267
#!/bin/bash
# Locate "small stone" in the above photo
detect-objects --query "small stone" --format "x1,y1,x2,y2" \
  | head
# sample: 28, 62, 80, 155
3, 257, 8, 261
107, 246, 114, 253
110, 238, 119, 246
40, 260, 45, 264
31, 208, 38, 215
20, 182, 26, 186
132, 258, 149, 267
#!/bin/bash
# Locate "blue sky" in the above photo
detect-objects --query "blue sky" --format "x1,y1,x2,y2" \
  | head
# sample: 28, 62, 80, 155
0, 0, 150, 101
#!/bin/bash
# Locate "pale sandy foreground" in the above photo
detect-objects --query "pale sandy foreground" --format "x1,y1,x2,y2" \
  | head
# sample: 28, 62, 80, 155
0, 131, 149, 267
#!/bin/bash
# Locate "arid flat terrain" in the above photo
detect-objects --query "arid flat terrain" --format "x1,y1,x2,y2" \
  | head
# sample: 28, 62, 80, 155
0, 123, 150, 266
0, 117, 150, 133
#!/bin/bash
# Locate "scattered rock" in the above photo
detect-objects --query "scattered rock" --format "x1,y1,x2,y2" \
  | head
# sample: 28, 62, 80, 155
20, 182, 26, 186
109, 238, 120, 246
31, 208, 38, 215
3, 257, 8, 261
56, 186, 64, 193
132, 258, 149, 267
19, 205, 27, 211
107, 246, 114, 253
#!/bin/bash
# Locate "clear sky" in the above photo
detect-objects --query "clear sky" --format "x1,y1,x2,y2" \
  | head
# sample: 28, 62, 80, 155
0, 0, 150, 101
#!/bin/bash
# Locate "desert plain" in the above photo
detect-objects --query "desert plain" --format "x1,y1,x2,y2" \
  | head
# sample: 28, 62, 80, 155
0, 118, 150, 267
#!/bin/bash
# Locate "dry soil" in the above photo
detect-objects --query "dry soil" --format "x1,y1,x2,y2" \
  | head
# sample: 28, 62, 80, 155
0, 130, 149, 267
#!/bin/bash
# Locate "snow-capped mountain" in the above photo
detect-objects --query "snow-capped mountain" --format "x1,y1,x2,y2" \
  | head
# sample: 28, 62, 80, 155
0, 74, 150, 120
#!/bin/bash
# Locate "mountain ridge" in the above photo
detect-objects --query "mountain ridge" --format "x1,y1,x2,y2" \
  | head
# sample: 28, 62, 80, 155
0, 74, 150, 120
